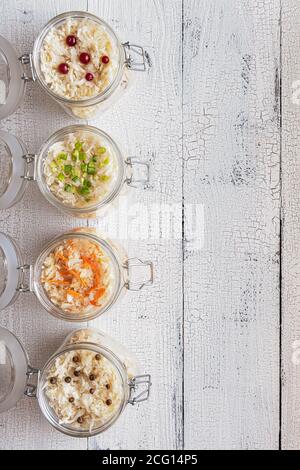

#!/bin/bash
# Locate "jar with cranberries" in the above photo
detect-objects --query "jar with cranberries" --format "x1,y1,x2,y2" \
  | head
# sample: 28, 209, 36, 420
0, 11, 150, 121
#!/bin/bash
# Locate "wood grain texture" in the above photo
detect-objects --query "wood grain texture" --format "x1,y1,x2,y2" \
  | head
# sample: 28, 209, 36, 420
281, 0, 300, 451
0, 0, 287, 451
87, 0, 183, 451
183, 0, 281, 449
0, 0, 183, 450
0, 0, 89, 450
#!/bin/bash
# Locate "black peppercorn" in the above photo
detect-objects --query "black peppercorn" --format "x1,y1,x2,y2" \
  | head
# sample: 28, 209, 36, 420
65, 376, 71, 383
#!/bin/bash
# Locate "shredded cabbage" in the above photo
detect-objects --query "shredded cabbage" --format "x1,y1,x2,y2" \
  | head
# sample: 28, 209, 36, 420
40, 17, 119, 100
45, 348, 123, 431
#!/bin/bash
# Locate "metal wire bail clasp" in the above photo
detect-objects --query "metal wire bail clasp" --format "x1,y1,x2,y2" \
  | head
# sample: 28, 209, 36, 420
125, 158, 150, 188
128, 374, 152, 405
19, 53, 36, 82
124, 258, 154, 291
17, 264, 32, 293
22, 154, 36, 181
25, 365, 39, 398
123, 42, 150, 71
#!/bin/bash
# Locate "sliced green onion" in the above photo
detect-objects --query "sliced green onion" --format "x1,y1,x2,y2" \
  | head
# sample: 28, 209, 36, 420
75, 141, 83, 151
99, 156, 110, 168
64, 184, 73, 192
100, 174, 110, 181
71, 167, 80, 177
80, 163, 88, 173
72, 150, 79, 161
78, 186, 90, 195
57, 173, 65, 182
92, 156, 97, 163
87, 161, 96, 175
83, 179, 92, 188
64, 164, 73, 175
50, 161, 57, 172
79, 151, 86, 161
97, 146, 106, 155
57, 152, 67, 160
72, 176, 80, 185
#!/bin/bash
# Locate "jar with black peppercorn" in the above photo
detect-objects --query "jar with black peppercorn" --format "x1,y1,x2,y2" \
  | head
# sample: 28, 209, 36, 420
0, 327, 151, 437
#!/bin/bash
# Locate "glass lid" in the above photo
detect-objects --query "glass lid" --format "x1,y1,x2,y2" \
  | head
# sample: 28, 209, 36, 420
0, 130, 27, 209
0, 327, 28, 413
0, 233, 23, 310
0, 36, 25, 120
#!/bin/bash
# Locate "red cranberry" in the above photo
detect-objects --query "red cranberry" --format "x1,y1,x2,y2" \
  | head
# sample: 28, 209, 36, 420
58, 63, 69, 74
79, 52, 90, 64
85, 72, 94, 81
101, 55, 110, 64
66, 35, 77, 47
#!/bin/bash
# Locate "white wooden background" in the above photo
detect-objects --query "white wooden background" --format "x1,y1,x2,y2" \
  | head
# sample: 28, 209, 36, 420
0, 0, 299, 450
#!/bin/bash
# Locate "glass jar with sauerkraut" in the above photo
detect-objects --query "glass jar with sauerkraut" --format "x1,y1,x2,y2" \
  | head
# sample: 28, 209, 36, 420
0, 326, 151, 437
0, 11, 150, 121
0, 229, 153, 322
0, 125, 149, 217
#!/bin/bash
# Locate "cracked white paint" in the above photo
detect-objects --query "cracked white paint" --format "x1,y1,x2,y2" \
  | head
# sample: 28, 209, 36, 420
183, 0, 280, 450
0, 0, 294, 451
282, 0, 300, 451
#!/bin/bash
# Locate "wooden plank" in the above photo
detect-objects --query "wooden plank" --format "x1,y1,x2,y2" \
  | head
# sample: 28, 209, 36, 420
281, 0, 300, 451
87, 0, 183, 450
183, 0, 281, 449
0, 0, 88, 450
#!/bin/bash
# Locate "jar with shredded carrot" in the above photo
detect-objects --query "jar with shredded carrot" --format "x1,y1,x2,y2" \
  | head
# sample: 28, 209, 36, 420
41, 238, 112, 314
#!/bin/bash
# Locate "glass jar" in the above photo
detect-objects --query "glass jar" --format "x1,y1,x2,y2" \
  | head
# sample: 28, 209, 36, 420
0, 229, 153, 321
0, 11, 149, 121
0, 125, 149, 217
0, 326, 151, 437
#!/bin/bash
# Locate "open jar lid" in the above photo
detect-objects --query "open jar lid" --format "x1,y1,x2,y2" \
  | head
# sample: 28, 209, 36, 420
0, 130, 28, 210
0, 36, 26, 120
0, 327, 29, 413
0, 233, 24, 310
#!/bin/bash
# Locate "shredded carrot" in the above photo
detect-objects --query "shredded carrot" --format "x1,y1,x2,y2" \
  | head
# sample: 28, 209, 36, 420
69, 269, 81, 280
82, 256, 102, 291
63, 268, 87, 287
48, 279, 70, 286
46, 243, 106, 308
56, 253, 68, 264
66, 289, 83, 301
59, 269, 72, 278
90, 287, 106, 305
